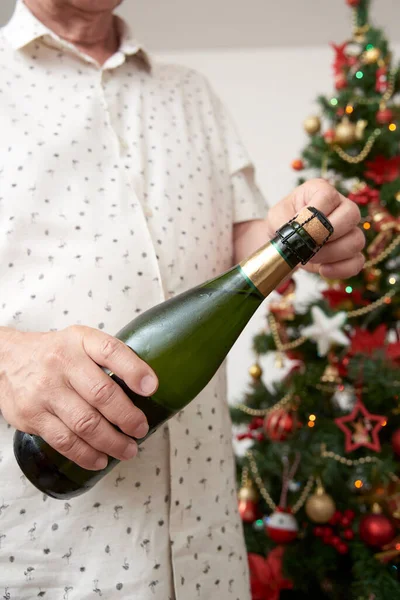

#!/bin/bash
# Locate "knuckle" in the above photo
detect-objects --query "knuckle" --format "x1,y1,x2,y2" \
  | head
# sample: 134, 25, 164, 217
33, 373, 53, 392
313, 177, 332, 190
52, 431, 77, 454
90, 379, 117, 406
65, 324, 86, 337
99, 337, 121, 361
16, 401, 35, 423
73, 411, 102, 437
43, 345, 66, 369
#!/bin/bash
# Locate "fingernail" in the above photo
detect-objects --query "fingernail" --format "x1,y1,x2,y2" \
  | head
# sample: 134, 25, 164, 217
133, 421, 149, 439
122, 441, 138, 460
95, 456, 108, 470
140, 374, 157, 395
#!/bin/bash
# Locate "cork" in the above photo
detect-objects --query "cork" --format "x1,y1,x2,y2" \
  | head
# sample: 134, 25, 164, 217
295, 207, 331, 246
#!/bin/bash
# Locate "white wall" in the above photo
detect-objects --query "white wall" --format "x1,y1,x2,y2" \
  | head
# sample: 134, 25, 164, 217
155, 44, 400, 404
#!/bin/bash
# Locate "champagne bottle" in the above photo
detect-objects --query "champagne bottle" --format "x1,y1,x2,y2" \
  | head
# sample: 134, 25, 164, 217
14, 207, 332, 499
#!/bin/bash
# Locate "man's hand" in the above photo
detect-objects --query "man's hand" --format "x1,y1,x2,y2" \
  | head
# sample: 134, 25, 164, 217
0, 326, 158, 470
234, 179, 365, 279
265, 179, 365, 279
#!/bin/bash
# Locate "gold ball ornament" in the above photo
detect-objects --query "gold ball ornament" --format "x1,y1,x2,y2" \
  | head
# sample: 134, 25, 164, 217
305, 485, 336, 523
362, 47, 381, 65
249, 363, 263, 380
238, 481, 259, 503
395, 191, 400, 203
335, 118, 357, 146
303, 115, 321, 135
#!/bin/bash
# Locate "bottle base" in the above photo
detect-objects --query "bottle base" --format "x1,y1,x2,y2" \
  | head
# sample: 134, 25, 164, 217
13, 431, 102, 499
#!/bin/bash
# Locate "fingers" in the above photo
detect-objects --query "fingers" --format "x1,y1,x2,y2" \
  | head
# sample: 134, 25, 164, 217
80, 328, 158, 396
299, 181, 361, 241
309, 227, 365, 265
307, 253, 365, 279
38, 413, 108, 471
297, 178, 343, 218
66, 356, 149, 438
48, 389, 139, 462
319, 195, 361, 242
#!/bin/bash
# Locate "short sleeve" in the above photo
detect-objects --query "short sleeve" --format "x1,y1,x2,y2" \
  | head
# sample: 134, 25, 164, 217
211, 89, 268, 224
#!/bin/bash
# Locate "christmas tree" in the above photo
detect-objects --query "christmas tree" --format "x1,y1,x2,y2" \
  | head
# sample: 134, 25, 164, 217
231, 1, 400, 598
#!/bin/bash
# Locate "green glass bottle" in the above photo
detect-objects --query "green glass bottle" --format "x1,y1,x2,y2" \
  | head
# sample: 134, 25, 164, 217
13, 207, 332, 499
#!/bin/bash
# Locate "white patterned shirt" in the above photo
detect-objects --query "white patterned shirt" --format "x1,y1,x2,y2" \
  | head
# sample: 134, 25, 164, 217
0, 2, 267, 599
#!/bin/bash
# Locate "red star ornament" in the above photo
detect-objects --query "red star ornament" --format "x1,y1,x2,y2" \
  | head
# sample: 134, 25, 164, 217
335, 397, 386, 452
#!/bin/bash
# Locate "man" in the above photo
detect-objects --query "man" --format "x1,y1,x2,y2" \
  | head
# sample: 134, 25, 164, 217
0, 1, 365, 599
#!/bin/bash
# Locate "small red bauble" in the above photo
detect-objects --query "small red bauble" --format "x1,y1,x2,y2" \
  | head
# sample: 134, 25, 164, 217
238, 499, 258, 523
266, 509, 298, 544
359, 513, 396, 548
344, 509, 355, 521
249, 417, 264, 430
376, 108, 394, 124
291, 159, 304, 171
322, 529, 333, 543
340, 516, 352, 528
331, 535, 341, 548
337, 542, 349, 554
346, 0, 360, 5
329, 511, 342, 526
391, 429, 400, 457
264, 409, 296, 442
335, 72, 348, 90
343, 528, 355, 540
324, 129, 336, 144
314, 526, 324, 537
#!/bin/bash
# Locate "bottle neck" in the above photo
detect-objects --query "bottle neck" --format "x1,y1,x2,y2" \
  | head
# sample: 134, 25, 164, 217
239, 237, 296, 298
238, 209, 332, 298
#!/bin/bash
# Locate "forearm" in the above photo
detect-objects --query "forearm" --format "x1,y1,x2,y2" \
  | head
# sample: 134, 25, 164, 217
232, 217, 271, 264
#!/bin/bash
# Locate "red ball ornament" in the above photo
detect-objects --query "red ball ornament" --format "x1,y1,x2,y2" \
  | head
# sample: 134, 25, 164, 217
238, 499, 258, 523
238, 484, 259, 523
344, 509, 355, 521
343, 528, 355, 540
376, 108, 394, 124
337, 542, 349, 554
322, 528, 334, 544
266, 508, 298, 544
324, 129, 336, 144
346, 0, 360, 5
314, 526, 324, 537
359, 511, 396, 548
264, 409, 296, 442
291, 159, 304, 171
391, 428, 400, 457
340, 516, 352, 528
335, 72, 348, 90
329, 511, 342, 526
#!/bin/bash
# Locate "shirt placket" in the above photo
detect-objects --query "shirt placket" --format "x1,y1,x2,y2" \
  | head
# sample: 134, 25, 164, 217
96, 62, 167, 303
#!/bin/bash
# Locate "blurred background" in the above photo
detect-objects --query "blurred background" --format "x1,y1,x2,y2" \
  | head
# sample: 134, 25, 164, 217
1, 0, 399, 404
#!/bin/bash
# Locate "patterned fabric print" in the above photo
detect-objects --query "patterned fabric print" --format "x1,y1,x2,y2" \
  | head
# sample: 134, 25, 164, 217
0, 2, 267, 599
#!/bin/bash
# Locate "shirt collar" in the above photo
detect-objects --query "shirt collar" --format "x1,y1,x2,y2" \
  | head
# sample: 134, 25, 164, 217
2, 0, 151, 69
